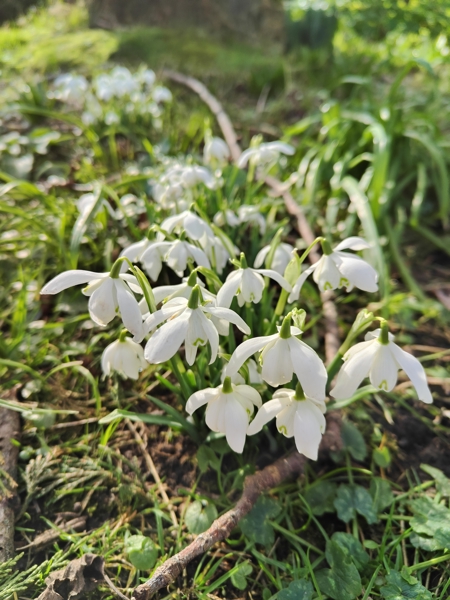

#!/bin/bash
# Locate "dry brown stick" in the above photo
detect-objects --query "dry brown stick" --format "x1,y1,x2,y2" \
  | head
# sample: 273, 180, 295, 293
0, 407, 20, 562
132, 414, 342, 600
162, 70, 340, 364
125, 419, 179, 528
132, 452, 306, 600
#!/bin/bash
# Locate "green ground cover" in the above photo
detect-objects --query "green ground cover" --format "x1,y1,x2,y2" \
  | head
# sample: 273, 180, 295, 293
1, 1, 450, 598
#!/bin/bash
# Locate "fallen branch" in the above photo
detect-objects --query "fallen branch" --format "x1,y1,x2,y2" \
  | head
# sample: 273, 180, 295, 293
132, 413, 342, 600
0, 406, 20, 562
162, 70, 340, 364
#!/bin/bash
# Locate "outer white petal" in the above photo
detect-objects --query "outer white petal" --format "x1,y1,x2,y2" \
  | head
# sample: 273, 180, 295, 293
205, 396, 226, 432
114, 280, 145, 341
288, 265, 316, 303
225, 398, 249, 453
184, 311, 205, 365
293, 401, 326, 460
369, 344, 398, 391
336, 253, 378, 293
160, 212, 183, 234
253, 246, 270, 269
143, 303, 184, 334
186, 388, 219, 414
226, 334, 278, 378
144, 311, 190, 363
267, 141, 295, 155
216, 271, 242, 308
313, 255, 341, 291
234, 385, 262, 409
343, 339, 375, 361
120, 239, 149, 264
255, 269, 292, 292
101, 341, 117, 376
88, 278, 117, 325
389, 343, 433, 404
187, 243, 211, 269
247, 397, 289, 435
152, 283, 186, 305
288, 338, 327, 401
41, 270, 105, 294
330, 341, 379, 399
199, 310, 220, 364
261, 338, 294, 386
166, 241, 188, 273
334, 236, 370, 252
237, 148, 256, 168
276, 403, 297, 437
365, 328, 395, 342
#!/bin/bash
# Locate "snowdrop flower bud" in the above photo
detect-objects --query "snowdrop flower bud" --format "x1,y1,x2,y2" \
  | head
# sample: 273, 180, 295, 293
248, 383, 326, 460
226, 312, 327, 399
237, 141, 295, 169
143, 285, 250, 366
330, 323, 433, 403
186, 377, 262, 453
288, 237, 378, 302
40, 260, 145, 341
101, 332, 147, 380
217, 252, 292, 308
254, 243, 295, 276
203, 136, 230, 167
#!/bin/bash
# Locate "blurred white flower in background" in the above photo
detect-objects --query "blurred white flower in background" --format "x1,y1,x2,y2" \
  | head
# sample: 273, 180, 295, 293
238, 140, 295, 169
254, 242, 295, 276
203, 136, 230, 168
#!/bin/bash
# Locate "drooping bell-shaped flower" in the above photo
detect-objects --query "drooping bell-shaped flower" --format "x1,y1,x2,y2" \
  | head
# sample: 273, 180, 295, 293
254, 243, 295, 276
226, 312, 327, 399
40, 260, 145, 341
248, 383, 326, 460
330, 324, 433, 403
217, 252, 292, 308
237, 140, 295, 169
101, 332, 148, 380
143, 285, 250, 365
288, 237, 378, 302
186, 376, 262, 453
203, 136, 230, 167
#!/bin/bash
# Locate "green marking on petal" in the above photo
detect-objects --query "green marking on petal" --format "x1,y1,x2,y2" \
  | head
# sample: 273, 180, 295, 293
278, 425, 287, 435
323, 281, 333, 290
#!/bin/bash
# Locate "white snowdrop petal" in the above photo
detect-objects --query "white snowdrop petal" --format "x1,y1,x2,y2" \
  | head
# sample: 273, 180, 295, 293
255, 269, 292, 292
200, 311, 220, 364
115, 280, 144, 340
237, 148, 255, 168
241, 270, 265, 303
186, 388, 218, 414
276, 404, 296, 437
288, 338, 327, 401
369, 344, 399, 391
205, 396, 223, 432
330, 342, 379, 399
234, 385, 262, 409
225, 399, 248, 453
334, 236, 370, 252
247, 397, 288, 435
288, 266, 316, 303
293, 402, 325, 460
187, 243, 211, 269
88, 278, 117, 325
216, 271, 242, 308
253, 246, 270, 269
144, 311, 190, 363
226, 334, 278, 378
41, 270, 105, 294
313, 256, 342, 291
390, 344, 433, 404
261, 339, 294, 387
337, 253, 379, 293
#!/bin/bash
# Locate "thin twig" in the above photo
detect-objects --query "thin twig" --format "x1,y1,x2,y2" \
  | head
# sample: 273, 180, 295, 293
0, 406, 20, 562
132, 413, 342, 600
125, 419, 178, 528
162, 70, 340, 364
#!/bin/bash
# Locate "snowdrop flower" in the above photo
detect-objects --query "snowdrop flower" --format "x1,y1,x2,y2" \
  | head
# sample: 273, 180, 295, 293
186, 377, 261, 453
136, 68, 156, 88
40, 261, 145, 341
330, 324, 433, 403
237, 205, 266, 235
248, 384, 326, 460
152, 270, 216, 305
203, 136, 230, 167
161, 210, 215, 243
180, 165, 215, 189
254, 243, 295, 276
213, 209, 240, 228
203, 235, 234, 275
152, 85, 172, 104
144, 285, 250, 365
238, 141, 295, 169
225, 359, 264, 385
101, 332, 147, 380
76, 192, 116, 219
288, 237, 378, 302
131, 239, 210, 280
226, 312, 327, 399
217, 253, 292, 308
52, 74, 88, 104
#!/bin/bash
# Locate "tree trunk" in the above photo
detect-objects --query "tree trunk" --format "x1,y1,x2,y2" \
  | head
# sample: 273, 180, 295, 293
88, 0, 284, 43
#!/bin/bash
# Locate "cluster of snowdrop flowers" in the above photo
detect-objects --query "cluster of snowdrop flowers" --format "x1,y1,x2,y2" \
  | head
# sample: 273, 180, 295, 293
40, 135, 434, 462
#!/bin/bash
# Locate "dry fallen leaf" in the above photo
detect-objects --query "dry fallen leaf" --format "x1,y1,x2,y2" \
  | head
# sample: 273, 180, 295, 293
37, 554, 105, 600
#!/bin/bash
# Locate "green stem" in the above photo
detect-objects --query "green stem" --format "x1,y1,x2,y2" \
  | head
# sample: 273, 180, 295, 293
169, 356, 192, 401
408, 553, 450, 573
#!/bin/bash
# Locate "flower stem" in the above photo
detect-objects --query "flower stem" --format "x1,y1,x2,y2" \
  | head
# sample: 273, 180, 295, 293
170, 356, 192, 401
320, 238, 333, 256
188, 285, 201, 309
109, 256, 127, 279
279, 313, 292, 339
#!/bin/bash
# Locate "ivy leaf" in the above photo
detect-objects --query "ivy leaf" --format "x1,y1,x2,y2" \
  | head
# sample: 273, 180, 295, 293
303, 481, 337, 516
331, 533, 369, 572
380, 569, 433, 599
231, 561, 253, 590
334, 484, 378, 524
185, 500, 218, 534
341, 421, 367, 461
278, 579, 314, 600
196, 445, 220, 473
240, 496, 282, 546
421, 464, 450, 497
409, 496, 450, 550
370, 477, 394, 513
316, 540, 362, 600
125, 535, 158, 571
